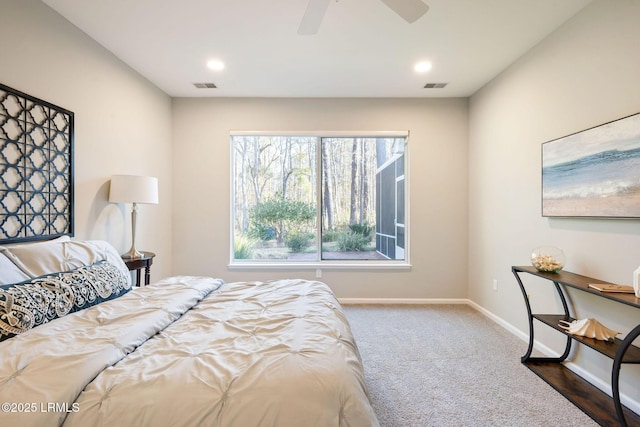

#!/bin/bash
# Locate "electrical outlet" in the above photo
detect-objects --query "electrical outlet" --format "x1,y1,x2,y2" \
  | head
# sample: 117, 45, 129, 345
316, 269, 322, 278
492, 279, 498, 291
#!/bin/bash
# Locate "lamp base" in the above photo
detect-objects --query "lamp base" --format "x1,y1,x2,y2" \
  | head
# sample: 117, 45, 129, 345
122, 202, 143, 259
121, 246, 143, 259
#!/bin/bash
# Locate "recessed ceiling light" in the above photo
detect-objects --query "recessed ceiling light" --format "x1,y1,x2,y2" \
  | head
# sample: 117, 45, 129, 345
207, 59, 225, 71
414, 61, 432, 73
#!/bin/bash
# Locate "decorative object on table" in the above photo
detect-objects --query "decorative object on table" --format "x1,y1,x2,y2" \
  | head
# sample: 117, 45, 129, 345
0, 83, 74, 244
542, 111, 640, 218
530, 246, 565, 273
587, 283, 635, 294
109, 175, 158, 259
634, 265, 640, 297
558, 318, 620, 341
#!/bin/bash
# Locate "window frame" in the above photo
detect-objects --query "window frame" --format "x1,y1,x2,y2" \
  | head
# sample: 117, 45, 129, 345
228, 130, 411, 270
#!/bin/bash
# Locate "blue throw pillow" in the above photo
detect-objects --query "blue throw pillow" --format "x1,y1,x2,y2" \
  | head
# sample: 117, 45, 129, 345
0, 260, 131, 342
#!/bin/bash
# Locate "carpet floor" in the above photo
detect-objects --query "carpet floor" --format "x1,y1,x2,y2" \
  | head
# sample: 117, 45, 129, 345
343, 304, 599, 427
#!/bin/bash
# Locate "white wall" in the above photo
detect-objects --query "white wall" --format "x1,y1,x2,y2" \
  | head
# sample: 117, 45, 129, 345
172, 97, 469, 299
469, 0, 640, 407
0, 0, 173, 280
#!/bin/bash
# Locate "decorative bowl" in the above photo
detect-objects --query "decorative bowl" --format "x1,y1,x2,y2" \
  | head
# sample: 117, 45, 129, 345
531, 246, 565, 273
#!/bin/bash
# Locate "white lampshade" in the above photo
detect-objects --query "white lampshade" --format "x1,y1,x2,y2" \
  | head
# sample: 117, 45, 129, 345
109, 175, 159, 205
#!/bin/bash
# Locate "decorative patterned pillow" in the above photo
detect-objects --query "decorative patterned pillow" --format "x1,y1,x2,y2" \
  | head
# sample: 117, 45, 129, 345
0, 260, 131, 342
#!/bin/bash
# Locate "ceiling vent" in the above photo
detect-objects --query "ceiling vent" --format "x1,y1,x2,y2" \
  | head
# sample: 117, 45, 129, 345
424, 83, 447, 89
193, 83, 217, 89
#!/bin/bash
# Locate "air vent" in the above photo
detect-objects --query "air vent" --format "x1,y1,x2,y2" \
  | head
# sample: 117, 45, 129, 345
193, 83, 217, 89
424, 83, 447, 89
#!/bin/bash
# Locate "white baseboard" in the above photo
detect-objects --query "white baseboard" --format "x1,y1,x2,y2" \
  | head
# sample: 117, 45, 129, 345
338, 297, 470, 305
466, 300, 530, 342
342, 297, 640, 417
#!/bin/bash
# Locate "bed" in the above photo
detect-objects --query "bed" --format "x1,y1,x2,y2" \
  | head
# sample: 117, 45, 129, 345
0, 238, 379, 427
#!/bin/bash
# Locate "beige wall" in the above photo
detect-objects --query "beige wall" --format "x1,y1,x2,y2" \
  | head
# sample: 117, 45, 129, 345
0, 0, 173, 280
469, 0, 640, 409
171, 97, 469, 299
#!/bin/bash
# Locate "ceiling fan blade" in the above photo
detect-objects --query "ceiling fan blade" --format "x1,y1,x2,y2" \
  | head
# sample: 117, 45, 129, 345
298, 0, 331, 35
380, 0, 429, 24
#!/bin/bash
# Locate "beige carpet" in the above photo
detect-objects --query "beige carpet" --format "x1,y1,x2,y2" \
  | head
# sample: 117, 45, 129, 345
343, 304, 599, 427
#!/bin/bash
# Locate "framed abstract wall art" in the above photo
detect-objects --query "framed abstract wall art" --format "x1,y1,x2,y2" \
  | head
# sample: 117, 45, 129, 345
542, 112, 640, 218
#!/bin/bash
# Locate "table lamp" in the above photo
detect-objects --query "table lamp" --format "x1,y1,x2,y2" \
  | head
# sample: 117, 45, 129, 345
109, 174, 159, 259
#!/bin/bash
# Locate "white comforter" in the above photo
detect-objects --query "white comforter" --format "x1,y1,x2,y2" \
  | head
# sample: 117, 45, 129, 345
0, 277, 378, 427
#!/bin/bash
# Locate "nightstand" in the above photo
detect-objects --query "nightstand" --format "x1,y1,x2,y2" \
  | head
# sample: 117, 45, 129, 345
122, 252, 156, 286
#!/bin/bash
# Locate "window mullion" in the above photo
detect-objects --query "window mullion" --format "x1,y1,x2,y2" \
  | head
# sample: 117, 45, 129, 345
316, 137, 323, 261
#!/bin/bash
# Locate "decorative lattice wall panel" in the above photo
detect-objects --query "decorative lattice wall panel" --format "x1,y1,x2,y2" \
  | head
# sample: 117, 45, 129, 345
0, 83, 74, 243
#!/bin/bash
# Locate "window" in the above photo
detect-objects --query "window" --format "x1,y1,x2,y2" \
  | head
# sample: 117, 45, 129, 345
231, 132, 408, 266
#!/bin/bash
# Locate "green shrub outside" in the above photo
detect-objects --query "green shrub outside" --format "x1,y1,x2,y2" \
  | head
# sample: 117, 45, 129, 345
234, 234, 257, 259
337, 231, 370, 252
284, 231, 314, 253
322, 229, 339, 242
348, 222, 373, 238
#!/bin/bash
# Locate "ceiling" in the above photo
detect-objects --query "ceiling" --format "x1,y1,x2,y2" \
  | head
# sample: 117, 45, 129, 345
42, 0, 592, 98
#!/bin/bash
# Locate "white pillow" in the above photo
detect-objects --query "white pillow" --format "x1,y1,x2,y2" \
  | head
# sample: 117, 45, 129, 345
0, 235, 71, 249
0, 239, 131, 288
0, 251, 30, 285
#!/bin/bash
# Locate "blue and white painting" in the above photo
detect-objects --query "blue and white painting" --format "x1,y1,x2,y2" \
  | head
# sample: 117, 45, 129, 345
542, 112, 640, 217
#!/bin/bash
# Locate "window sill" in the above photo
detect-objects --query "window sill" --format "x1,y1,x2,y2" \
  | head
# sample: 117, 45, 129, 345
227, 261, 412, 270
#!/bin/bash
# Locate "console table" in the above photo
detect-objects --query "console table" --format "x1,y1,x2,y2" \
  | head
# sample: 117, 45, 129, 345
512, 266, 640, 427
